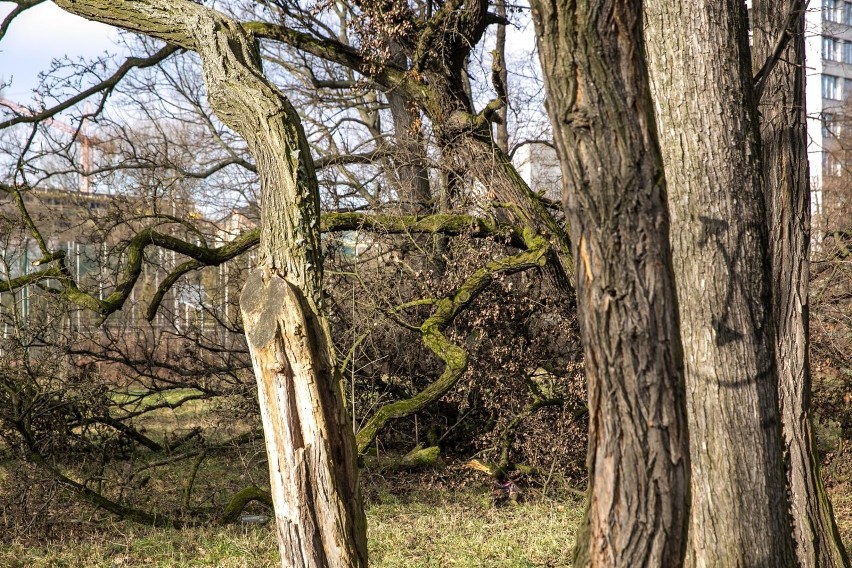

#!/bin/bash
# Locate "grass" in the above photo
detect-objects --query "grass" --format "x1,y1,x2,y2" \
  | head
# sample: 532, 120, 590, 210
12, 394, 850, 566
0, 488, 584, 568
829, 483, 852, 547
368, 491, 582, 567
3, 459, 852, 567
0, 391, 585, 566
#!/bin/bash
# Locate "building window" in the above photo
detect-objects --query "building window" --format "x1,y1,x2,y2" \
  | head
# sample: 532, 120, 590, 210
825, 36, 840, 61
845, 1, 852, 24
826, 0, 841, 22
824, 113, 845, 137
844, 41, 852, 63
825, 151, 843, 176
824, 113, 838, 137
824, 74, 843, 99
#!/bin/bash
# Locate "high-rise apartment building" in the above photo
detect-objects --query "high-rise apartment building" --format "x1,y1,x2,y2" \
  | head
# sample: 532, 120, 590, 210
805, 1, 852, 219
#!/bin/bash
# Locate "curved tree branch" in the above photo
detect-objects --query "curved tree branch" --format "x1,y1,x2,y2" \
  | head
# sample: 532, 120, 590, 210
355, 230, 550, 452
0, 1, 47, 42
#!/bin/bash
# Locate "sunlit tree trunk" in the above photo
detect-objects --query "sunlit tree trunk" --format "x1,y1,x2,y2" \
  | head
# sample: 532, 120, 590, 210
493, 0, 509, 154
643, 0, 796, 564
751, 2, 850, 566
53, 1, 367, 566
531, 0, 690, 565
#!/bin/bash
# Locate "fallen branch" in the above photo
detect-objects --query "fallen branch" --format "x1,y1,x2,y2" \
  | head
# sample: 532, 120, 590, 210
218, 485, 273, 525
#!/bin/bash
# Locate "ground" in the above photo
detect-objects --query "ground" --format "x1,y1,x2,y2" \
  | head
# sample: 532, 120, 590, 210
4, 390, 852, 567
0, 482, 583, 567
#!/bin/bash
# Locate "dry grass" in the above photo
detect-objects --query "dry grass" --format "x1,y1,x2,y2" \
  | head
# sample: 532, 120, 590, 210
0, 488, 583, 568
829, 483, 852, 548
5, 471, 852, 567
10, 395, 852, 566
368, 491, 581, 567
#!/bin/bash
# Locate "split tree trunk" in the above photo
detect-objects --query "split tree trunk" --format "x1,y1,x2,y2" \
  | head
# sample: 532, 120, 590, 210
531, 0, 689, 565
751, 2, 850, 565
643, 1, 796, 564
53, 2, 367, 566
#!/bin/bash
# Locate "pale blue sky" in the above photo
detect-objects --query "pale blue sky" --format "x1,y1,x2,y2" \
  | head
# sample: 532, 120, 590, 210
0, 1, 117, 103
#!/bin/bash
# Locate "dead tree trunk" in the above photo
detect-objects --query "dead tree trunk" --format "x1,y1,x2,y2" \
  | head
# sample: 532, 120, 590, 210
752, 2, 850, 566
643, 0, 796, 564
531, 0, 690, 565
53, 1, 367, 566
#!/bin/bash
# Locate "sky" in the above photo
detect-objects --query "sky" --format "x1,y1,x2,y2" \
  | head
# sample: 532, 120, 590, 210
0, 2, 118, 103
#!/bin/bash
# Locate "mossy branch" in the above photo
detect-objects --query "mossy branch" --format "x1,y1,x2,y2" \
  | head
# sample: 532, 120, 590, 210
0, 211, 520, 324
219, 485, 273, 525
244, 21, 429, 104
355, 231, 550, 452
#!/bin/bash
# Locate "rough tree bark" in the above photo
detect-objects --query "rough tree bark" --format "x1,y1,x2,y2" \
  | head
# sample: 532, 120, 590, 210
752, 2, 850, 565
493, 0, 509, 154
53, 1, 367, 566
531, 0, 689, 565
386, 57, 432, 214
643, 1, 796, 565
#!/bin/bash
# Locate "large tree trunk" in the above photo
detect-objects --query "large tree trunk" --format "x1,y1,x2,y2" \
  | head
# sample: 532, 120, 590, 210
751, 3, 850, 566
387, 83, 432, 214
643, 1, 796, 565
53, 2, 368, 566
531, 0, 689, 565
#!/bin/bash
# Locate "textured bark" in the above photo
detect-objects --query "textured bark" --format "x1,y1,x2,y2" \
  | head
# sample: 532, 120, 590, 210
241, 272, 365, 566
52, 2, 367, 566
451, 136, 576, 290
250, 11, 576, 292
493, 0, 509, 153
386, 73, 432, 213
752, 3, 850, 566
643, 1, 796, 565
531, 0, 689, 565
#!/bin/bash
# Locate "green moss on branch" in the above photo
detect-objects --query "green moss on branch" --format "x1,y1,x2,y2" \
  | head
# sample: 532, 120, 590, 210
356, 232, 550, 453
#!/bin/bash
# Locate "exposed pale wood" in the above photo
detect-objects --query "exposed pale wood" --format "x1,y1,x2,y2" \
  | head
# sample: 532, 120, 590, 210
52, 1, 367, 565
242, 271, 365, 566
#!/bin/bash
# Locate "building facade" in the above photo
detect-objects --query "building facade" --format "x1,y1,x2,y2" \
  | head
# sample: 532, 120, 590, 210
805, 0, 852, 220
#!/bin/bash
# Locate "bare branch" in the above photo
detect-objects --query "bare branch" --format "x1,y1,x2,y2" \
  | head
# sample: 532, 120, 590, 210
0, 45, 179, 130
0, 0, 47, 42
